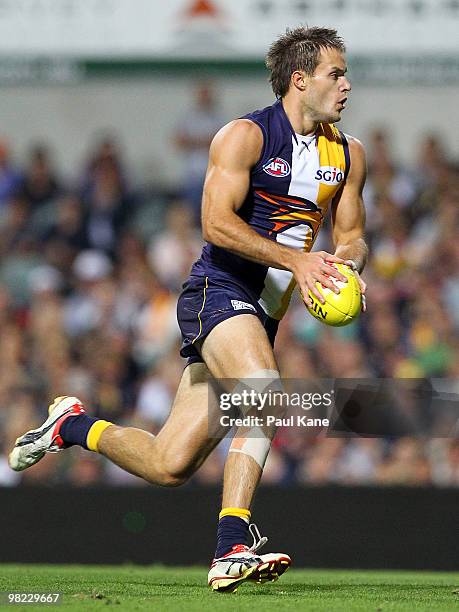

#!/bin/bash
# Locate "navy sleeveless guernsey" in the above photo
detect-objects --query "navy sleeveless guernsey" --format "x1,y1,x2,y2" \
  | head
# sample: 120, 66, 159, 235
178, 99, 351, 361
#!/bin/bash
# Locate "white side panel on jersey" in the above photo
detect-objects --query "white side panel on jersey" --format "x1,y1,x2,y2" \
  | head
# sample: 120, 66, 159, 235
258, 226, 313, 318
288, 135, 320, 201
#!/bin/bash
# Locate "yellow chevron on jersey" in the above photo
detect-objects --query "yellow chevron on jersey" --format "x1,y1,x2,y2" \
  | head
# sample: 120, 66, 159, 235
316, 122, 349, 210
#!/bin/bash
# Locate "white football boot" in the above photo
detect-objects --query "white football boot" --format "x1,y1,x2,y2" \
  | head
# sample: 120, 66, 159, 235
9, 396, 85, 471
208, 524, 291, 593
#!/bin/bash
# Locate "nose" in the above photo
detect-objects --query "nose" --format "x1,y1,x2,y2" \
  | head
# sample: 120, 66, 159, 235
341, 76, 351, 92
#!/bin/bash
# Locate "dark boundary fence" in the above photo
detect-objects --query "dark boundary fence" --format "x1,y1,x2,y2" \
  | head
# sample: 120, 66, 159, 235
1, 486, 457, 570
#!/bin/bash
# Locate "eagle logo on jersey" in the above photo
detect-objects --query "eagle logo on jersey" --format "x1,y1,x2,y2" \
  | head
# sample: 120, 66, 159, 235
255, 190, 323, 251
263, 157, 291, 177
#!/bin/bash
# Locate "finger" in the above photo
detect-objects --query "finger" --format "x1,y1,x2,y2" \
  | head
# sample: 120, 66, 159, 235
298, 285, 308, 303
353, 271, 366, 293
316, 275, 341, 294
308, 282, 326, 304
299, 285, 314, 306
323, 253, 346, 265
324, 265, 348, 283
361, 294, 367, 312
344, 259, 357, 270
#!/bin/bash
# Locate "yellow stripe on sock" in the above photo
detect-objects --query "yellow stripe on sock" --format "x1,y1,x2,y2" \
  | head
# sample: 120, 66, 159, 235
219, 507, 251, 521
86, 420, 113, 452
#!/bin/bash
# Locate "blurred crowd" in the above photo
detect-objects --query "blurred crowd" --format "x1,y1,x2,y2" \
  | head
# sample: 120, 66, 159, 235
0, 84, 459, 488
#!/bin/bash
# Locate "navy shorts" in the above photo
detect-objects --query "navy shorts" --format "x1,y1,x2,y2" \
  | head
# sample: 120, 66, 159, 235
177, 274, 279, 365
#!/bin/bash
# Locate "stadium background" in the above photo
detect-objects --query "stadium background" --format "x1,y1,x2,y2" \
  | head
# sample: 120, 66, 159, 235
0, 0, 458, 569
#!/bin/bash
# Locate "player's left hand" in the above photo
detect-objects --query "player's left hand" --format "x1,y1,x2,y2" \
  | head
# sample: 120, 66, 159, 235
344, 260, 367, 312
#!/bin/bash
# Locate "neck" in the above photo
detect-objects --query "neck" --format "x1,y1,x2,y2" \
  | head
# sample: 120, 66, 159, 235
281, 94, 318, 136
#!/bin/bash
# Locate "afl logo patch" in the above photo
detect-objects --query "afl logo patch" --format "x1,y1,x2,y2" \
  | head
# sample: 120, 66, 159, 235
263, 157, 291, 177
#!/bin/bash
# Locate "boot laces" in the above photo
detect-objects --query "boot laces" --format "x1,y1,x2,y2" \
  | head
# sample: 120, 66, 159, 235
248, 523, 268, 553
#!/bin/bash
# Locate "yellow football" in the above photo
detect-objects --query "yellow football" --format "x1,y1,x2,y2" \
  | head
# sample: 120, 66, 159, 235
305, 263, 361, 326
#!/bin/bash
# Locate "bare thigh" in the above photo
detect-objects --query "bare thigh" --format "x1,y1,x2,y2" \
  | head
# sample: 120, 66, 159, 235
200, 314, 279, 380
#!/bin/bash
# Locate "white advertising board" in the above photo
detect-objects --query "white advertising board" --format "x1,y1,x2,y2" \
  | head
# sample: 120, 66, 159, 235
0, 0, 457, 58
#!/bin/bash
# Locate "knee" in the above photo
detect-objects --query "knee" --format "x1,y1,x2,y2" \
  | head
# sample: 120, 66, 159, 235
148, 454, 194, 488
157, 469, 189, 488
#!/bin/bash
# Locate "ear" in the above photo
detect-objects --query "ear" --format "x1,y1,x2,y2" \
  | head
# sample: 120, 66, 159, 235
291, 70, 308, 92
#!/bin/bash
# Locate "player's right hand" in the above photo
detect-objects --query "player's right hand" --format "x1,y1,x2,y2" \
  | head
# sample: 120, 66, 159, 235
291, 251, 348, 305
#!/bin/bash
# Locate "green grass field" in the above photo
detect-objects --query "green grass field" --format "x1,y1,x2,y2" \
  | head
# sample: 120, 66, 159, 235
0, 565, 457, 611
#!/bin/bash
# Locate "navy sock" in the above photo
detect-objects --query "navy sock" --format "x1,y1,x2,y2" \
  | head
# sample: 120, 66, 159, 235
59, 415, 99, 450
215, 516, 249, 558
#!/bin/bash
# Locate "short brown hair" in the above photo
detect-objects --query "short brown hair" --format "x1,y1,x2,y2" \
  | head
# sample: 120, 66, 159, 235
266, 26, 346, 98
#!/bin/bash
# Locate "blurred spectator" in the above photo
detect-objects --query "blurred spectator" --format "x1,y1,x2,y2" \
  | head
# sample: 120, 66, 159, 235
135, 350, 183, 433
0, 138, 22, 209
82, 160, 131, 257
416, 133, 449, 189
366, 127, 418, 210
67, 450, 105, 487
132, 273, 179, 367
80, 135, 133, 258
81, 133, 128, 197
376, 438, 431, 486
147, 200, 203, 292
0, 193, 32, 257
41, 193, 89, 274
63, 249, 114, 337
20, 144, 61, 209
335, 439, 381, 485
174, 82, 224, 222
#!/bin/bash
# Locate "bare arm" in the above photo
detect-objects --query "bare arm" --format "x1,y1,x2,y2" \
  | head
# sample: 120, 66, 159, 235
202, 119, 294, 270
331, 137, 368, 274
202, 119, 347, 303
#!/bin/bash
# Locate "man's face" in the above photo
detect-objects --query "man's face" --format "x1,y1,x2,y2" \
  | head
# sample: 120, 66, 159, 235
302, 47, 351, 124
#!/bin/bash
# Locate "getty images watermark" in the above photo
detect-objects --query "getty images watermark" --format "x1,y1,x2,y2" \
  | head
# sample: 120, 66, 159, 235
219, 387, 332, 428
207, 378, 334, 438
207, 378, 459, 439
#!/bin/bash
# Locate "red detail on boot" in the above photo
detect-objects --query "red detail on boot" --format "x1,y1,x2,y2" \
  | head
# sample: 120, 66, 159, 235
226, 544, 249, 556
51, 404, 85, 447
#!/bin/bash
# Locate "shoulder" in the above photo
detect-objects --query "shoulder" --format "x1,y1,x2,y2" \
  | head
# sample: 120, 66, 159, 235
210, 119, 263, 167
342, 135, 367, 186
213, 118, 263, 146
344, 134, 366, 162
340, 133, 366, 174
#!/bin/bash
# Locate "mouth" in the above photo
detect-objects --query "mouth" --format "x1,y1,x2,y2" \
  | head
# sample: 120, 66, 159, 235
337, 98, 347, 109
